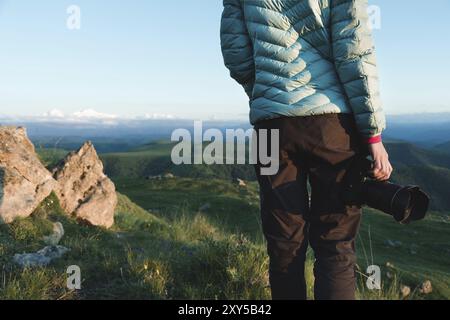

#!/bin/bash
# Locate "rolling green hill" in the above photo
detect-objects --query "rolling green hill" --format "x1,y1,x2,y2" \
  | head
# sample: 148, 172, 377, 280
32, 136, 147, 154
386, 142, 450, 168
21, 140, 448, 300
435, 141, 450, 155
101, 141, 256, 181
1, 179, 449, 300
114, 176, 450, 299
37, 141, 450, 211
383, 143, 450, 211
98, 141, 450, 212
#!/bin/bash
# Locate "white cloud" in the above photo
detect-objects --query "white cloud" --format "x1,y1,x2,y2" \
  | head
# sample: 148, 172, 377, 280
0, 108, 250, 125
32, 108, 120, 125
42, 108, 65, 118
71, 109, 118, 120
143, 113, 176, 120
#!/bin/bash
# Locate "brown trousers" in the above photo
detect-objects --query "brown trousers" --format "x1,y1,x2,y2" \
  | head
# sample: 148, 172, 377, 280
254, 114, 366, 300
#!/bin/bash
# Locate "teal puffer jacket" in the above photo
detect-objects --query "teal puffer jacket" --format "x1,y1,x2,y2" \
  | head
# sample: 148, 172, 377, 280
221, 0, 386, 138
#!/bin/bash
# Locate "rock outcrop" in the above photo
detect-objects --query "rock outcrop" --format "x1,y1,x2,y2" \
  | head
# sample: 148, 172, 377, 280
0, 126, 117, 228
0, 127, 57, 223
53, 142, 117, 228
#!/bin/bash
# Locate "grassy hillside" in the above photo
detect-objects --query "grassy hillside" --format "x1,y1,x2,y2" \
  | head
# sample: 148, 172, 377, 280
1, 177, 447, 300
114, 177, 450, 300
384, 143, 450, 211
101, 141, 256, 181
18, 142, 448, 300
0, 192, 270, 300
32, 136, 147, 154
386, 142, 450, 168
99, 141, 450, 212
436, 141, 450, 154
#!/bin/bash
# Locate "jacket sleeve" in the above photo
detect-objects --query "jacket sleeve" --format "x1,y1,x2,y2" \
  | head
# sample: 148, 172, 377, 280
220, 0, 255, 98
331, 0, 386, 138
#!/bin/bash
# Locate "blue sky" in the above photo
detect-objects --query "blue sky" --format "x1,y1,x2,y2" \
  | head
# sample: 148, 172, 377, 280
0, 0, 449, 118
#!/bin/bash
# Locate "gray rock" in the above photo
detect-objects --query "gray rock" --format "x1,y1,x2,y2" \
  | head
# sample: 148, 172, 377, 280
419, 280, 433, 294
43, 222, 65, 245
0, 127, 58, 223
53, 142, 117, 228
400, 285, 411, 298
199, 203, 211, 212
385, 240, 402, 248
409, 244, 419, 255
13, 245, 69, 268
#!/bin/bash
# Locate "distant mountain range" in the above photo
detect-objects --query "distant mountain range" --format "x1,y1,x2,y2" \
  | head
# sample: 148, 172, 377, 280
2, 110, 450, 149
379, 112, 450, 146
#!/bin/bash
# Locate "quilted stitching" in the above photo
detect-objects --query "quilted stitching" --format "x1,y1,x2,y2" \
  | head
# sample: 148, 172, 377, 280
221, 0, 386, 137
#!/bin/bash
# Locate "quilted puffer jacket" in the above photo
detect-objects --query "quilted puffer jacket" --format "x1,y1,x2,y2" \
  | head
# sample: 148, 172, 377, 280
221, 0, 386, 138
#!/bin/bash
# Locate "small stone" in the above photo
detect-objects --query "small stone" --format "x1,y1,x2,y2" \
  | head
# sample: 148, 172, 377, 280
385, 240, 394, 247
43, 222, 65, 245
419, 280, 433, 294
199, 203, 211, 212
385, 240, 402, 248
400, 285, 411, 298
115, 233, 125, 239
409, 244, 419, 255
13, 245, 69, 268
236, 178, 247, 187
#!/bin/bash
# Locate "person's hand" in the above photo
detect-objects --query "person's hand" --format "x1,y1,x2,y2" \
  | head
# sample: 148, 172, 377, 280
368, 142, 393, 181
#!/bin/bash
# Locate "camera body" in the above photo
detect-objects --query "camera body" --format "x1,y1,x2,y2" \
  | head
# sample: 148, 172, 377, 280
342, 157, 430, 224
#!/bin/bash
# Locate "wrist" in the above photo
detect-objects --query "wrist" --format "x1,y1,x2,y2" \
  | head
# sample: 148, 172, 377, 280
363, 135, 382, 145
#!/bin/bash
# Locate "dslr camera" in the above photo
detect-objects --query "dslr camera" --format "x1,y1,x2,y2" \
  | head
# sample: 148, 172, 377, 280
342, 157, 430, 224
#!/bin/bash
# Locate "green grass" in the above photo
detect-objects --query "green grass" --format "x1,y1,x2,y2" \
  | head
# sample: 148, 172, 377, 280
36, 148, 69, 169
1, 176, 448, 299
0, 192, 270, 300
357, 209, 450, 299
23, 144, 450, 300
114, 177, 263, 242
114, 177, 450, 300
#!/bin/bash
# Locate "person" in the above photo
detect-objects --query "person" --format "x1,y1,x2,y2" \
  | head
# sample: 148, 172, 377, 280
220, 0, 393, 300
